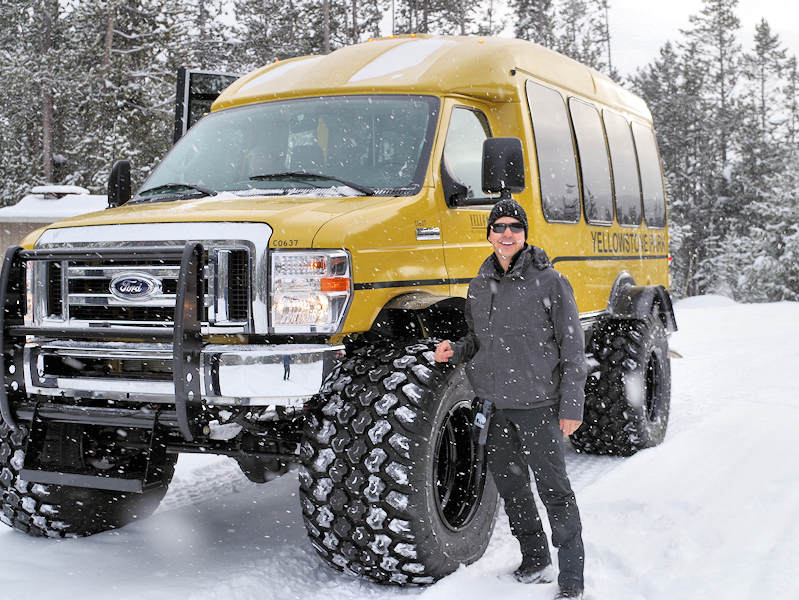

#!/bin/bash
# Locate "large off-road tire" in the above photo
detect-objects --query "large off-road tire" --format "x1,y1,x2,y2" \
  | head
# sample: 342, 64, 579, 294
0, 420, 176, 537
571, 316, 671, 456
299, 339, 498, 585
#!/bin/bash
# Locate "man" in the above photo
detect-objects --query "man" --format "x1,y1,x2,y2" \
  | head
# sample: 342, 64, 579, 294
434, 198, 587, 600
283, 354, 291, 380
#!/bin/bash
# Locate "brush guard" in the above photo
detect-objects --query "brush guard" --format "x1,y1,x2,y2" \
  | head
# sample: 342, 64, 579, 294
0, 242, 204, 492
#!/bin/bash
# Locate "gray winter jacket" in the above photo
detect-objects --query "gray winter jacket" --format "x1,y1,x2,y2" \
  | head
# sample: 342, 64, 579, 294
450, 245, 587, 420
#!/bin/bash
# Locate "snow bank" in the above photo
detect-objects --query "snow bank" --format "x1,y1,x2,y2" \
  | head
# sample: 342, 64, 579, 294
673, 294, 737, 309
0, 186, 107, 223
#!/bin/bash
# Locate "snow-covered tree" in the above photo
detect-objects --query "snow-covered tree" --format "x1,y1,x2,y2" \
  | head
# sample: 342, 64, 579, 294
180, 0, 241, 72
680, 0, 741, 184
389, 0, 486, 36
783, 56, 798, 159
60, 0, 195, 190
511, 0, 557, 48
510, 0, 614, 75
730, 20, 787, 216
635, 0, 799, 301
0, 2, 45, 202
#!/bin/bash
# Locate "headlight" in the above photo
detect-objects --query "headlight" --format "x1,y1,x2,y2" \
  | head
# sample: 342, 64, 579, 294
270, 249, 352, 333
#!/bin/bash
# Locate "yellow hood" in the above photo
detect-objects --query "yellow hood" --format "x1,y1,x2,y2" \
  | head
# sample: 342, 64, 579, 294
27, 193, 379, 248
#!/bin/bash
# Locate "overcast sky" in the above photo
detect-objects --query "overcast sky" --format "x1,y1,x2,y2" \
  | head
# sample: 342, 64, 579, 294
608, 0, 799, 75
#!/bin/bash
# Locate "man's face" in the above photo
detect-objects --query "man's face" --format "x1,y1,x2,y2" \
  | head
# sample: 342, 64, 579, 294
488, 216, 526, 260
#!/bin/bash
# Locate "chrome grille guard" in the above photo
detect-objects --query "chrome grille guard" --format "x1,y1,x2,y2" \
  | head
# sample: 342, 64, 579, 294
1, 242, 205, 441
0, 243, 342, 443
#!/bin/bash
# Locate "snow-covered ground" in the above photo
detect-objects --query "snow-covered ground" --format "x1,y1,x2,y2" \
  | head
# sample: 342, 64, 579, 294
2, 297, 797, 599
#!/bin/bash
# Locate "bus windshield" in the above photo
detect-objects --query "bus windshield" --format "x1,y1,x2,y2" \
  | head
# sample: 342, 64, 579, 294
136, 95, 440, 200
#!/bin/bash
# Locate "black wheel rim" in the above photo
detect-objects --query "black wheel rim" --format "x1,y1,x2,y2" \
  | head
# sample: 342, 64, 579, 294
645, 350, 662, 421
433, 399, 486, 531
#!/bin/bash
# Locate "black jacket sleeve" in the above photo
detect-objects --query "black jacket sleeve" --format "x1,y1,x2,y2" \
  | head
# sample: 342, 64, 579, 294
549, 272, 587, 421
450, 293, 479, 365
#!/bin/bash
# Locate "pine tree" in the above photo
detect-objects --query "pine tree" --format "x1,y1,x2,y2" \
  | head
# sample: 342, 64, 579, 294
511, 0, 557, 48
729, 19, 786, 218
509, 0, 613, 75
181, 0, 241, 72
0, 0, 63, 193
472, 0, 505, 36
391, 0, 484, 36
783, 56, 798, 160
733, 165, 799, 301
681, 0, 741, 187
432, 0, 475, 35
723, 23, 799, 301
634, 1, 799, 300
233, 0, 308, 67
674, 0, 743, 294
51, 0, 196, 191
0, 1, 45, 202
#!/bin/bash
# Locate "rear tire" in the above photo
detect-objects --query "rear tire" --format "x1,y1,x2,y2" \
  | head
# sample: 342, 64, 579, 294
571, 316, 671, 456
0, 420, 175, 537
299, 339, 498, 584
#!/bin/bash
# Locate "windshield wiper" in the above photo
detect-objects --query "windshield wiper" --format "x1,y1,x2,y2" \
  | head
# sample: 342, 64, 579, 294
250, 172, 375, 196
136, 182, 218, 200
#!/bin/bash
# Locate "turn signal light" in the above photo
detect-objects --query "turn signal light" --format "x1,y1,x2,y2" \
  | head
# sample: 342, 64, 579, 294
321, 277, 350, 292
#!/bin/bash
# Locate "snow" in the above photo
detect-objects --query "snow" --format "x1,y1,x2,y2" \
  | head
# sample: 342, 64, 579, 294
0, 188, 107, 223
30, 185, 90, 196
2, 298, 798, 599
671, 293, 737, 309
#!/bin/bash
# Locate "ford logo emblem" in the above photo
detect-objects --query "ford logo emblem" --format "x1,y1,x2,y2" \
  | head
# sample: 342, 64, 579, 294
109, 273, 162, 302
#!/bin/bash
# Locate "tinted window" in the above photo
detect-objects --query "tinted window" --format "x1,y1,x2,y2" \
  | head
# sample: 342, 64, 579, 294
632, 122, 666, 228
569, 99, 613, 224
526, 80, 580, 223
604, 111, 642, 226
442, 107, 496, 200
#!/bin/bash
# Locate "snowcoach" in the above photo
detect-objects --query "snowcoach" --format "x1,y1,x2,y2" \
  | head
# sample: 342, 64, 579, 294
0, 36, 676, 584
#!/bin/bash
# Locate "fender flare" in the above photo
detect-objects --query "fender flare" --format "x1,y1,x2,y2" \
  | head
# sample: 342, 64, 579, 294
368, 293, 467, 339
608, 281, 678, 333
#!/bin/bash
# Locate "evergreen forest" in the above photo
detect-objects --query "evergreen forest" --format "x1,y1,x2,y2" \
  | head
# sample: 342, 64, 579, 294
1, 0, 797, 300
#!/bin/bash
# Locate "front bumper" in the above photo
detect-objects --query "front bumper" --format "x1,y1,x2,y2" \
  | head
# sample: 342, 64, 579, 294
23, 340, 343, 406
0, 242, 342, 443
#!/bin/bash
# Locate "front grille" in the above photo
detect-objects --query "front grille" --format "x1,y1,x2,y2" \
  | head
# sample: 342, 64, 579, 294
69, 305, 182, 324
228, 250, 249, 321
47, 262, 62, 318
39, 247, 249, 329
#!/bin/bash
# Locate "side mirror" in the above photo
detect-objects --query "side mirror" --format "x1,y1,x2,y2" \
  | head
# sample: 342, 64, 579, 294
107, 160, 131, 208
482, 137, 525, 200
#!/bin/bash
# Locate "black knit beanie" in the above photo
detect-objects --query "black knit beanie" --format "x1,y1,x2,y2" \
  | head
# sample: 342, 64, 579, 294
486, 198, 528, 239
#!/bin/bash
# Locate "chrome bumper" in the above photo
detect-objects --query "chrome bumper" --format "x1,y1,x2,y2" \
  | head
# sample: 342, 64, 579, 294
23, 340, 344, 406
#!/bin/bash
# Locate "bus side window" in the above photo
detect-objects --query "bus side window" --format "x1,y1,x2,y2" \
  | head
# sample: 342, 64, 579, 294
442, 107, 497, 203
603, 111, 642, 226
569, 98, 613, 225
631, 122, 667, 228
526, 80, 580, 223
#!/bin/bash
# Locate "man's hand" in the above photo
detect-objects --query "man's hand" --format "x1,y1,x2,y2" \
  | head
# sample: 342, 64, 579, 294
434, 340, 454, 363
559, 419, 581, 437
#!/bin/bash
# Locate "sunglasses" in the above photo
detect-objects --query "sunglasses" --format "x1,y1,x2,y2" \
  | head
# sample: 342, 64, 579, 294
490, 222, 525, 234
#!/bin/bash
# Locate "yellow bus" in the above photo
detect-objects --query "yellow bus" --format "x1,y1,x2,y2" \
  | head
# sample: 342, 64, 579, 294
2, 36, 675, 584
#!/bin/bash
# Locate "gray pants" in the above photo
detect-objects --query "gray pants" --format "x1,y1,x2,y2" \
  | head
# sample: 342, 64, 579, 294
486, 406, 584, 591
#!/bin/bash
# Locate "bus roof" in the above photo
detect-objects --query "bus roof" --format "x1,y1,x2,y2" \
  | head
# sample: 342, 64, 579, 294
213, 35, 651, 122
